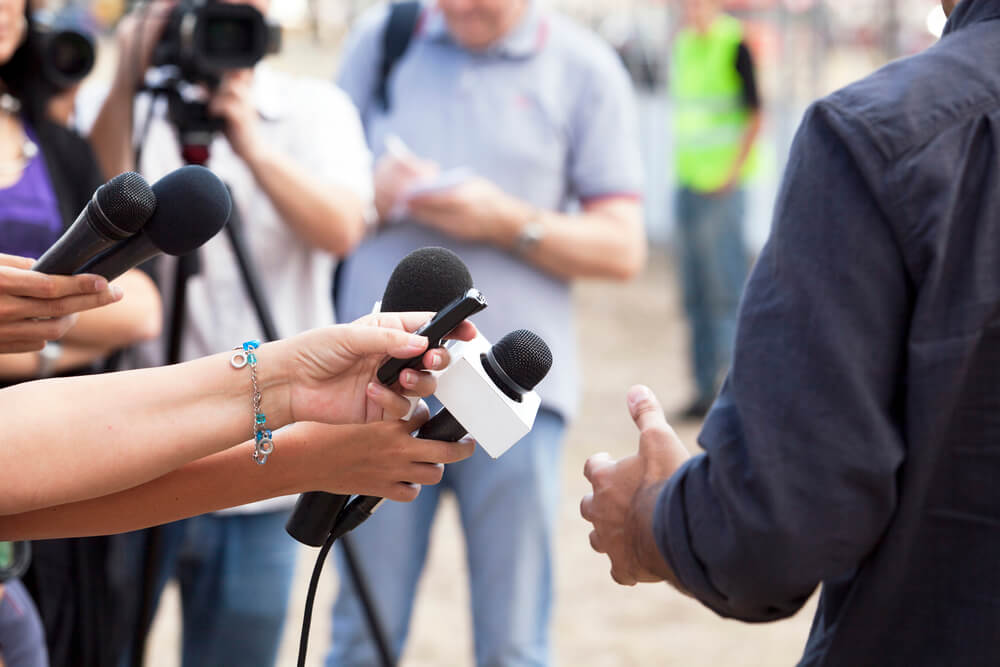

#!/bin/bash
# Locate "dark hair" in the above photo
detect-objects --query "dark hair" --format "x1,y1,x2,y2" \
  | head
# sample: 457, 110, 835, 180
0, 5, 47, 124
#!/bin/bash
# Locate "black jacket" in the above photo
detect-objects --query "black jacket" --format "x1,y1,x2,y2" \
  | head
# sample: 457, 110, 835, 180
656, 2, 1000, 665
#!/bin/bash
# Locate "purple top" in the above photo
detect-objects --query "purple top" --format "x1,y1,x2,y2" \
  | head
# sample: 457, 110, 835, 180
0, 123, 63, 259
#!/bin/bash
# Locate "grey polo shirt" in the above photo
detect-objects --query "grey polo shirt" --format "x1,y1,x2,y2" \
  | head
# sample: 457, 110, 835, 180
336, 2, 642, 418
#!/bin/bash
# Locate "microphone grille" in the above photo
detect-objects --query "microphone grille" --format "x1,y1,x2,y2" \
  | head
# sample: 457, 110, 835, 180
492, 329, 552, 392
95, 171, 157, 235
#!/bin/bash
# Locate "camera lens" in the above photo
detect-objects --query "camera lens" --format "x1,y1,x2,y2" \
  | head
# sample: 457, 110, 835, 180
204, 18, 254, 57
47, 30, 95, 80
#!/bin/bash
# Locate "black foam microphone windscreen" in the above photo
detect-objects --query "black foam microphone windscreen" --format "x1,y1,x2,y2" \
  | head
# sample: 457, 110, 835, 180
33, 171, 156, 275
380, 246, 474, 312
78, 165, 232, 281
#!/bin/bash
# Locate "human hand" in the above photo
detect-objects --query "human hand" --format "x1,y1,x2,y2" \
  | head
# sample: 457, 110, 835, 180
0, 255, 123, 353
580, 385, 690, 586
373, 150, 439, 222
209, 70, 261, 163
407, 177, 527, 244
112, 0, 177, 91
277, 311, 477, 426
296, 403, 476, 502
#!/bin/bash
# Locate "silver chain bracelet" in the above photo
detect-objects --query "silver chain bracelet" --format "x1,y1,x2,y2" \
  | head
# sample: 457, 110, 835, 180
231, 340, 274, 465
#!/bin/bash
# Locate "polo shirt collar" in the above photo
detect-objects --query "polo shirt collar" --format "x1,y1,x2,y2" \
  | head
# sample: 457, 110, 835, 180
422, 1, 545, 58
943, 0, 1000, 36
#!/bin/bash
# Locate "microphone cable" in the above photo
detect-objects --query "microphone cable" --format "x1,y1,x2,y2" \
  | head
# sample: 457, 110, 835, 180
296, 514, 397, 667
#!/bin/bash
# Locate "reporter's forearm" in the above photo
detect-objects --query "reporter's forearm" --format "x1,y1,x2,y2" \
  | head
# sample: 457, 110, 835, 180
0, 436, 304, 540
0, 347, 292, 515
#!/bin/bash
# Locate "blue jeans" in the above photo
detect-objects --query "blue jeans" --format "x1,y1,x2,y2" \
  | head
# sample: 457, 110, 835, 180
328, 407, 566, 667
0, 579, 48, 667
111, 511, 298, 667
674, 186, 750, 402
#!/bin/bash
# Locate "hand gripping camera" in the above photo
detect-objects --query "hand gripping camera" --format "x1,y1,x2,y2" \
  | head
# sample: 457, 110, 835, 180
145, 0, 281, 155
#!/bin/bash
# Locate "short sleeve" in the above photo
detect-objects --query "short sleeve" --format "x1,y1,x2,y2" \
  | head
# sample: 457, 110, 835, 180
568, 48, 644, 202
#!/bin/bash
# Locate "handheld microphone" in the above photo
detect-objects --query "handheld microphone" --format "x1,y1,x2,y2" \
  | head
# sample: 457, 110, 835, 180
328, 329, 552, 540
76, 165, 232, 281
285, 246, 482, 547
33, 171, 156, 275
418, 329, 552, 441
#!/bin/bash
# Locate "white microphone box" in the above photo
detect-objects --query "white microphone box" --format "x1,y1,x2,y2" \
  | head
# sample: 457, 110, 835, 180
435, 334, 541, 459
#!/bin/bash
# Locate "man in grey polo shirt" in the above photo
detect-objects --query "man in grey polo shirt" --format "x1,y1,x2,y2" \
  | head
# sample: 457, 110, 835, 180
332, 1, 645, 664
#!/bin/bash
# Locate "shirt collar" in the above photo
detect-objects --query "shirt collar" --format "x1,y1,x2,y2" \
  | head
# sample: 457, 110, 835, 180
421, 1, 546, 58
943, 0, 1000, 36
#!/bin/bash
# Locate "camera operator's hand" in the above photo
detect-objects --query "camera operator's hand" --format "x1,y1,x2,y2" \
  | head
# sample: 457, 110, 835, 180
0, 254, 123, 354
112, 0, 177, 91
208, 69, 261, 164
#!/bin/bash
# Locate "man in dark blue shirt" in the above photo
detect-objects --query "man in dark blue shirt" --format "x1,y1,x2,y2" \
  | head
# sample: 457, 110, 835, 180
581, 1, 1000, 664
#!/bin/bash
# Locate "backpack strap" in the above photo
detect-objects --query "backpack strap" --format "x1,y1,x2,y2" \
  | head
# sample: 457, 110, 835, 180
376, 0, 422, 111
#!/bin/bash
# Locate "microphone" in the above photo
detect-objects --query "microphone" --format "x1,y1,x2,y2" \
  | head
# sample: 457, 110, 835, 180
285, 246, 481, 547
76, 165, 232, 281
33, 171, 156, 275
328, 329, 553, 541
418, 329, 552, 441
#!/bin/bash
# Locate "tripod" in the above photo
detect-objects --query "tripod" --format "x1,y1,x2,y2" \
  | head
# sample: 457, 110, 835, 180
129, 102, 395, 667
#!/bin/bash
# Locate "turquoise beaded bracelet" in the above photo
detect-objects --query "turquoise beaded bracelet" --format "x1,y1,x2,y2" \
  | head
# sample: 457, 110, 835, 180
231, 340, 273, 465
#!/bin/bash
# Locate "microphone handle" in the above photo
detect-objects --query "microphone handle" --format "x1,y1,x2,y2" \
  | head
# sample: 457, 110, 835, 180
327, 409, 470, 542
33, 207, 118, 275
416, 408, 469, 442
286, 492, 350, 547
76, 234, 159, 281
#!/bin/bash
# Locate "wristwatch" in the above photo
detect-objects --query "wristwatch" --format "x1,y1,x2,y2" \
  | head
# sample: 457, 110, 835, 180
513, 215, 546, 256
36, 341, 62, 379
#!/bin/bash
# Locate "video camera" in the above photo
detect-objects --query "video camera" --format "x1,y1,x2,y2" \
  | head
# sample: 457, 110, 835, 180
145, 0, 281, 150
32, 9, 97, 93
152, 0, 281, 85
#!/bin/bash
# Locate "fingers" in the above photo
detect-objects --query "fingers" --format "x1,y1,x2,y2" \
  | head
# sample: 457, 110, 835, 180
580, 492, 595, 522
627, 385, 670, 435
0, 268, 111, 300
398, 368, 437, 396
0, 314, 78, 342
583, 452, 614, 483
384, 482, 421, 503
627, 385, 689, 476
365, 382, 415, 421
0, 340, 47, 354
0, 254, 33, 269
339, 323, 428, 360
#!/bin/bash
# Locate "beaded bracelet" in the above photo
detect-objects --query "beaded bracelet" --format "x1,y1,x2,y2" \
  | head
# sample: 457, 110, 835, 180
231, 340, 273, 465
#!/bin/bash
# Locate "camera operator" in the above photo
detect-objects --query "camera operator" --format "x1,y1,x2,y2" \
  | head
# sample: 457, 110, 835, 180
88, 1, 376, 664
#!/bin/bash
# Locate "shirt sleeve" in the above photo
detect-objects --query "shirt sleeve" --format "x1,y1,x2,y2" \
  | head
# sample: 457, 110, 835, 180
653, 102, 910, 621
568, 47, 644, 202
735, 41, 761, 110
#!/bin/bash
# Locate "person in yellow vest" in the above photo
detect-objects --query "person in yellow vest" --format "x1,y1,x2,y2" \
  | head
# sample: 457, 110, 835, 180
671, 0, 762, 419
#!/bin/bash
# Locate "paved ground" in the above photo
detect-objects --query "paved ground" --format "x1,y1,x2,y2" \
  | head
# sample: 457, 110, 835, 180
145, 251, 817, 666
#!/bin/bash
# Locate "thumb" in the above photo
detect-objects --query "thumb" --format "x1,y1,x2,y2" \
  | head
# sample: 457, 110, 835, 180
338, 323, 428, 360
627, 385, 685, 474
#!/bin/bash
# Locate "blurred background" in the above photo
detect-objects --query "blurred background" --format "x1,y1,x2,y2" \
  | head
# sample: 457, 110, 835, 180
33, 0, 948, 664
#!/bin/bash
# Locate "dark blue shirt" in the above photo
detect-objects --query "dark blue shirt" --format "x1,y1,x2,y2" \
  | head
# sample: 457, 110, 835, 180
654, 3, 1000, 665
